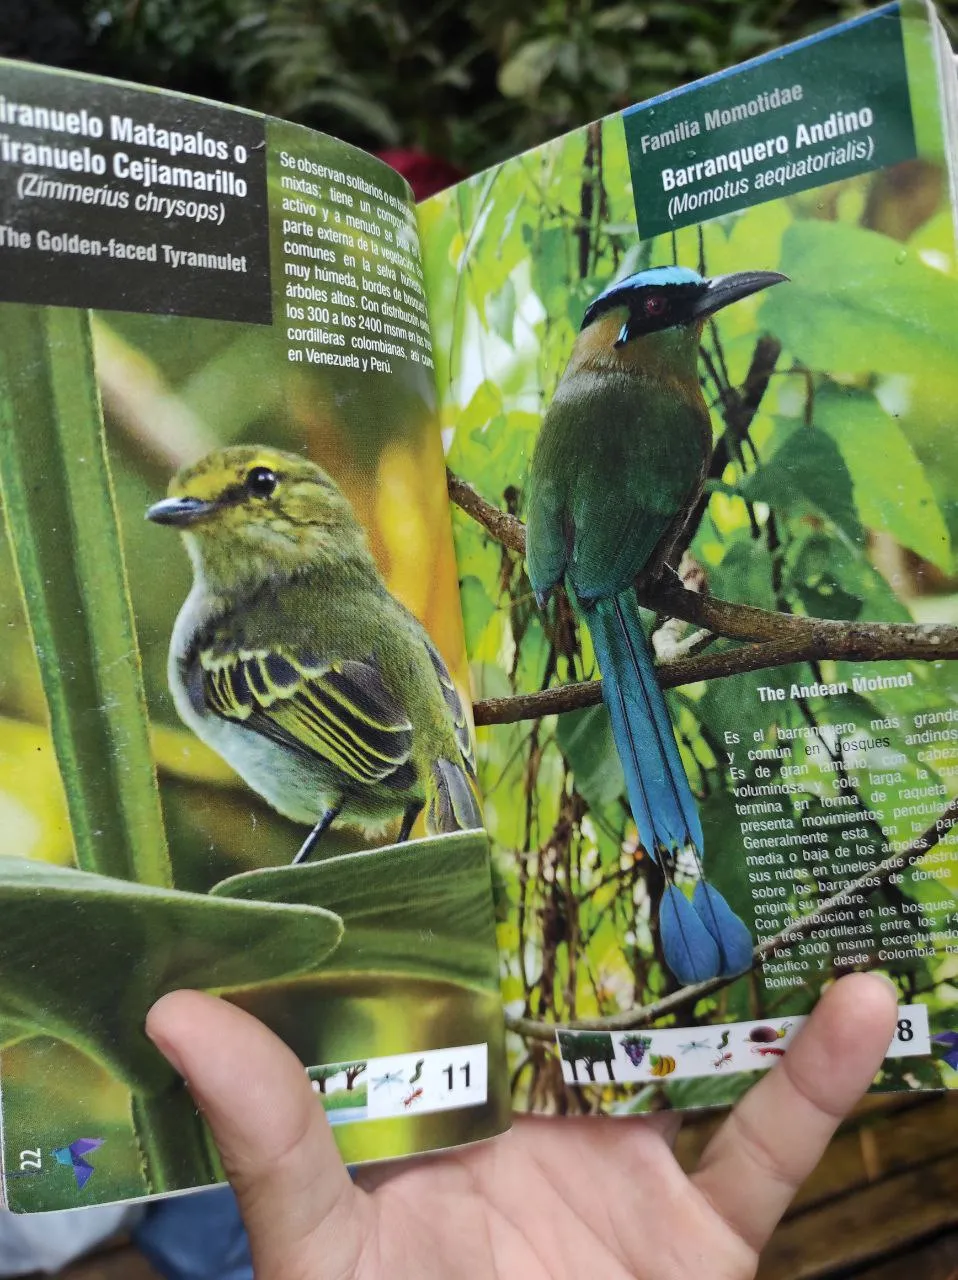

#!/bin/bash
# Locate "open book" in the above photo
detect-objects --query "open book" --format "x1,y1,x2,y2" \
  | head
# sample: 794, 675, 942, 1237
0, 0, 956, 1213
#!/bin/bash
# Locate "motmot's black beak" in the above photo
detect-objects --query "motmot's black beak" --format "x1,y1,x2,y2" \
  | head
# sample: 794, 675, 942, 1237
691, 271, 788, 320
146, 496, 217, 526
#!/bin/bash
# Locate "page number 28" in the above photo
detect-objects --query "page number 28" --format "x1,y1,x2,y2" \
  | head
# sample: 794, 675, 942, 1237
442, 1062, 471, 1090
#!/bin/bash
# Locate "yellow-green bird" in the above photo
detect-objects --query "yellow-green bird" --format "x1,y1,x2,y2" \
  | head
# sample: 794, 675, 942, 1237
147, 445, 481, 862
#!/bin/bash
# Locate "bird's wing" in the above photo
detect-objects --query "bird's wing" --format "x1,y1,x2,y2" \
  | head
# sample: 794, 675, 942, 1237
198, 643, 414, 786
527, 440, 572, 604
424, 638, 476, 778
574, 381, 703, 597
531, 370, 709, 601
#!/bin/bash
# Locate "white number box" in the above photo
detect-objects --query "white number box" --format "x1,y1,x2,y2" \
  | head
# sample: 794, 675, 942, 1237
364, 1044, 488, 1119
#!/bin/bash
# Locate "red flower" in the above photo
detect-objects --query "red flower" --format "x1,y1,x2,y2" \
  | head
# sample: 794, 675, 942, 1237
376, 149, 464, 201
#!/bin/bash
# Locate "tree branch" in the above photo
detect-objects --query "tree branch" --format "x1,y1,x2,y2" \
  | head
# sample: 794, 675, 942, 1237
474, 624, 958, 725
448, 470, 958, 726
671, 333, 782, 563
447, 469, 526, 555
506, 794, 958, 1040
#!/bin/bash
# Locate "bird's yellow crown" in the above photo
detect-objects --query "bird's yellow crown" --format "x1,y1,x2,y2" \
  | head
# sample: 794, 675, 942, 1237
169, 445, 334, 504
149, 445, 370, 592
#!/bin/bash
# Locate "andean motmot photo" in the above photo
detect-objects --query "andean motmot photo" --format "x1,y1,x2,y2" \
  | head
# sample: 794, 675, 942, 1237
527, 265, 787, 985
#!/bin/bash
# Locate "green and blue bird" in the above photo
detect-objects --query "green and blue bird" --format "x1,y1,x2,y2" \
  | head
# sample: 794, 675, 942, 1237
147, 446, 481, 862
527, 265, 786, 985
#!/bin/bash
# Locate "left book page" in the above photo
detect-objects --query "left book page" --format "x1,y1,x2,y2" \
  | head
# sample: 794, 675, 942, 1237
0, 59, 507, 1212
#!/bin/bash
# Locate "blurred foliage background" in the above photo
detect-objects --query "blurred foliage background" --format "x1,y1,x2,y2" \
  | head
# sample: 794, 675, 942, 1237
4, 0, 956, 176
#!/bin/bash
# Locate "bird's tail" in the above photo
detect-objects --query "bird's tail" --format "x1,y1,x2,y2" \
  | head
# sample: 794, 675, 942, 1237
589, 590, 751, 985
425, 758, 483, 834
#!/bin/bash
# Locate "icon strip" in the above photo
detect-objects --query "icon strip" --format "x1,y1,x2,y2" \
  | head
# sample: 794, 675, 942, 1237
306, 1043, 488, 1126
555, 1004, 930, 1087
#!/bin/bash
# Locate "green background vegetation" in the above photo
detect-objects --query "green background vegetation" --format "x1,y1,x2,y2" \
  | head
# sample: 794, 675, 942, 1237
13, 0, 958, 174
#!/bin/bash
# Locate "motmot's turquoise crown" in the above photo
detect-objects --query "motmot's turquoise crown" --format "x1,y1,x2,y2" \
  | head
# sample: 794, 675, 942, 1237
595, 265, 705, 295
582, 265, 786, 347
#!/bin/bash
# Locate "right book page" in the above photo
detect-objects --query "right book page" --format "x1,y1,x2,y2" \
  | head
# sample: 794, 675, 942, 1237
421, 0, 958, 1113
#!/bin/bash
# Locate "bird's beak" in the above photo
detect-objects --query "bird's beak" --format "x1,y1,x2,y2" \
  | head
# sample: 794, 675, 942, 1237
146, 496, 217, 527
691, 271, 788, 320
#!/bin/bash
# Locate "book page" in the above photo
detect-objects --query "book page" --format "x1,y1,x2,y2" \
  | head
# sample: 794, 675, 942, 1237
0, 60, 506, 1211
422, 0, 958, 1114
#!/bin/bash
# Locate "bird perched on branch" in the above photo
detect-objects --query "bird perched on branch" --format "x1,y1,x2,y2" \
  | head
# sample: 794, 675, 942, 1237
147, 446, 481, 862
527, 265, 786, 985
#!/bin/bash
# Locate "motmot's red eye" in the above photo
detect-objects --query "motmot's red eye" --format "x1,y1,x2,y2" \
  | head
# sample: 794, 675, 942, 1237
644, 294, 667, 316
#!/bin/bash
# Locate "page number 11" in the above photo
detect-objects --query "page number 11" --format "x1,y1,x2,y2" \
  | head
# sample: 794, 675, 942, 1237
443, 1062, 471, 1090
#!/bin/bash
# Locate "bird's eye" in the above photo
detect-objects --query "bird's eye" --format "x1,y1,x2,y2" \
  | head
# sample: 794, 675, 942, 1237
644, 294, 667, 317
246, 466, 278, 499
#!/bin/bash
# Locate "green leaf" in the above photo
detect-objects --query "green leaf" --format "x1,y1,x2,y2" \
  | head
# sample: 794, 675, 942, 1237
0, 1017, 32, 1051
0, 306, 171, 886
594, 5, 648, 32
0, 857, 343, 1092
498, 36, 561, 98
744, 426, 862, 546
760, 221, 958, 380
211, 831, 500, 993
458, 379, 505, 437
791, 544, 866, 619
556, 705, 622, 812
709, 536, 776, 613
460, 575, 498, 654
486, 278, 517, 342
814, 386, 951, 572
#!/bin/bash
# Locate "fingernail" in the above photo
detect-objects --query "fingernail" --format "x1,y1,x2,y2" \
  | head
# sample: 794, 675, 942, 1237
146, 1000, 185, 1075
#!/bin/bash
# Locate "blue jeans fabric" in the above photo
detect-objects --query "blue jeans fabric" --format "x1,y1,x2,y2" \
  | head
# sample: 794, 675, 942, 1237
133, 1186, 253, 1280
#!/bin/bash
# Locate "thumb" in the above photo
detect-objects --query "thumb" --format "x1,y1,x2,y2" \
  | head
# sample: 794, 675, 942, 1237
146, 990, 369, 1280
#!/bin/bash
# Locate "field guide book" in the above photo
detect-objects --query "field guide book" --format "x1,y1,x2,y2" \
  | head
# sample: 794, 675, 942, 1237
0, 0, 956, 1213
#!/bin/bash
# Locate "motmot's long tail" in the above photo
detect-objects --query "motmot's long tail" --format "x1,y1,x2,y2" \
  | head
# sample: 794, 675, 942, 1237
589, 590, 751, 984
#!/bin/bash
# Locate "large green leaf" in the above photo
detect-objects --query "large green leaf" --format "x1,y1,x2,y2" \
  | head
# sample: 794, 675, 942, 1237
0, 857, 343, 1093
744, 425, 862, 546
814, 386, 951, 572
556, 705, 622, 812
760, 220, 958, 380
460, 575, 498, 654
211, 831, 500, 993
0, 305, 170, 886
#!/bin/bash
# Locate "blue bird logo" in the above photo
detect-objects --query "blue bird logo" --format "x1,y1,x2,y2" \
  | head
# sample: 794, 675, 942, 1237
52, 1137, 104, 1190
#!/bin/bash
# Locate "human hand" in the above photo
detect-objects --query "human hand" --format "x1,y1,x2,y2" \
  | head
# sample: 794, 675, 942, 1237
146, 973, 897, 1280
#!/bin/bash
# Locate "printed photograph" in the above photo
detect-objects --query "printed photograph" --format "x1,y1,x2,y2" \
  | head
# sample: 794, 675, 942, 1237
0, 137, 506, 1206
421, 86, 958, 1115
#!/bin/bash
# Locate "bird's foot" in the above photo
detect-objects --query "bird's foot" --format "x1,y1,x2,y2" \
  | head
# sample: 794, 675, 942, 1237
292, 802, 343, 865
397, 802, 424, 843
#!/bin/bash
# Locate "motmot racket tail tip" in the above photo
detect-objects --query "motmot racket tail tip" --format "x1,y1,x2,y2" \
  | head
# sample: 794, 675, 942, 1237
589, 589, 752, 985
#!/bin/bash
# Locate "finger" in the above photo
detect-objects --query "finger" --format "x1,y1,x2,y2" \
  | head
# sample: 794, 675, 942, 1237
692, 972, 898, 1254
147, 990, 369, 1280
